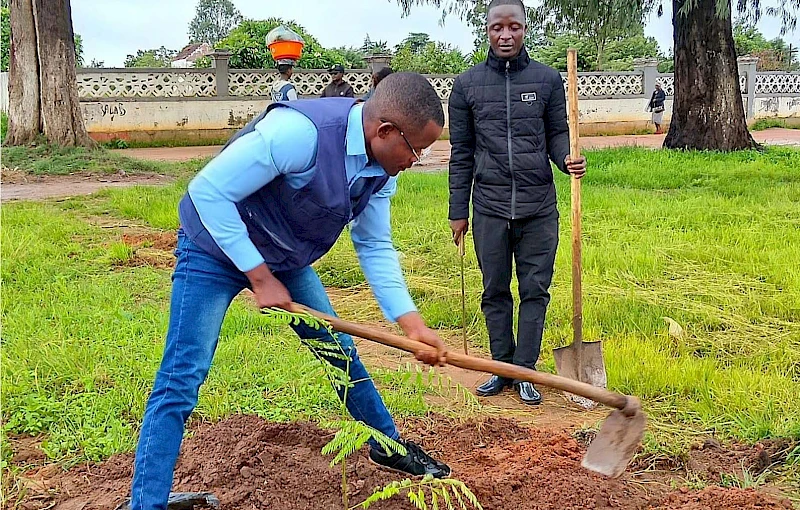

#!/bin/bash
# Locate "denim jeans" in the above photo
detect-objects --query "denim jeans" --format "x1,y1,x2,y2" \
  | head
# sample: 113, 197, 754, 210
130, 231, 398, 510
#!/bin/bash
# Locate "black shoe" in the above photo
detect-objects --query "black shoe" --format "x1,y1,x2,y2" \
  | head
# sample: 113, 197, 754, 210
516, 381, 542, 405
369, 439, 451, 479
475, 375, 513, 397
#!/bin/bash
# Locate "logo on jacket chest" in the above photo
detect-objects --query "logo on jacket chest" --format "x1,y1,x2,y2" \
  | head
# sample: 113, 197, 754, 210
521, 92, 537, 104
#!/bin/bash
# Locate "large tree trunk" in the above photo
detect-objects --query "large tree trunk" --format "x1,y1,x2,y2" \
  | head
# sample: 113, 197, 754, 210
32, 0, 93, 147
665, 0, 757, 150
6, 0, 41, 145
5, 0, 94, 147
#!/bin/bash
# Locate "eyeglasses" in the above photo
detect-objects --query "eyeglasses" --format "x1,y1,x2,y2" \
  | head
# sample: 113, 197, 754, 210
380, 119, 432, 164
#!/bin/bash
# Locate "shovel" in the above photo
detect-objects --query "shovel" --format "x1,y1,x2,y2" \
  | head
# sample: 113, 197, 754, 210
553, 48, 608, 408
288, 302, 646, 479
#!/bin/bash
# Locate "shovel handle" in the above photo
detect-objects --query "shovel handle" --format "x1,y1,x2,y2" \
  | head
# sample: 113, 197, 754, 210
567, 48, 583, 351
456, 232, 468, 355
456, 230, 466, 257
289, 303, 637, 414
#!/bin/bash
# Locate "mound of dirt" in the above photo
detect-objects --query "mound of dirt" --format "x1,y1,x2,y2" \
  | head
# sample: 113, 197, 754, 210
13, 415, 791, 510
653, 487, 792, 510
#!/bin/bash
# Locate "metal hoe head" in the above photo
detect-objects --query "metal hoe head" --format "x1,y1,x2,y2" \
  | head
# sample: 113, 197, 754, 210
581, 399, 647, 478
553, 340, 608, 409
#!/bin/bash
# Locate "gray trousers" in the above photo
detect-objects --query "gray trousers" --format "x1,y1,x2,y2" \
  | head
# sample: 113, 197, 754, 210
472, 209, 559, 376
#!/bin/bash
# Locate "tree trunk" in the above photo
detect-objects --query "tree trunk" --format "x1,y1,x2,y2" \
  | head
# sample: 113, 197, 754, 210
32, 0, 94, 147
664, 0, 757, 150
6, 0, 41, 145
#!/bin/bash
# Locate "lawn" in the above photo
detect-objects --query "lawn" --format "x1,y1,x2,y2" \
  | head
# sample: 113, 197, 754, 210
1, 146, 799, 491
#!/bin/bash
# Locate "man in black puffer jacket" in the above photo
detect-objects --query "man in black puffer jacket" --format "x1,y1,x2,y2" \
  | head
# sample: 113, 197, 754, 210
448, 0, 587, 405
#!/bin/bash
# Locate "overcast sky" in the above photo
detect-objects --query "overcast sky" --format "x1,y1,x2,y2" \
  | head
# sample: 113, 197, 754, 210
72, 0, 800, 67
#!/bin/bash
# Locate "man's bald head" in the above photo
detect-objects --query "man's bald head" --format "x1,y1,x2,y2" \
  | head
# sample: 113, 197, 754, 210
364, 72, 445, 131
362, 72, 444, 176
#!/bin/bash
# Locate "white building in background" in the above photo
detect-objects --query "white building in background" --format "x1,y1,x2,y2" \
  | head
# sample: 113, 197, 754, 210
171, 43, 213, 68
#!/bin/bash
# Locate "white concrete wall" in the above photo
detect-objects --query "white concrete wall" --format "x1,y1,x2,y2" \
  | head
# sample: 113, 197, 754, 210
80, 96, 676, 140
752, 96, 800, 118
82, 99, 272, 134
0, 72, 8, 113
4, 92, 793, 140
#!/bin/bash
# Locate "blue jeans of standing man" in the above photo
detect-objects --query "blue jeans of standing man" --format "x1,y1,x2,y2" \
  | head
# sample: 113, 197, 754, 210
130, 230, 399, 510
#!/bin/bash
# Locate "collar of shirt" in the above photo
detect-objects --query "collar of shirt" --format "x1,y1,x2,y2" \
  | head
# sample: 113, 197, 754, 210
345, 103, 387, 187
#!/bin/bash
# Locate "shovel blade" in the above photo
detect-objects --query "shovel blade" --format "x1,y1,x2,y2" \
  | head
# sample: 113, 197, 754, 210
553, 341, 607, 408
581, 409, 646, 478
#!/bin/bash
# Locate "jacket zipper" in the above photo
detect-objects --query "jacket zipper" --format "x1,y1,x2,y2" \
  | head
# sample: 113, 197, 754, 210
506, 60, 516, 220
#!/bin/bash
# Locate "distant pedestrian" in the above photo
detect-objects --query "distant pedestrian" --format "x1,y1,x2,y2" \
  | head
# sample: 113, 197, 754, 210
647, 83, 666, 134
271, 60, 298, 102
321, 64, 355, 98
363, 67, 394, 100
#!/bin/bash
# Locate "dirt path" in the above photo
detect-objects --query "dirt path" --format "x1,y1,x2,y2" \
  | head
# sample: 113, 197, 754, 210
5, 129, 796, 203
113, 128, 800, 165
1, 172, 172, 202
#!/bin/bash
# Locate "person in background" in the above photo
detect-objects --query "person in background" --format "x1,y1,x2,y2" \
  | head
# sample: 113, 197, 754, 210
363, 67, 394, 100
271, 59, 299, 102
322, 64, 355, 98
647, 82, 666, 134
448, 0, 586, 405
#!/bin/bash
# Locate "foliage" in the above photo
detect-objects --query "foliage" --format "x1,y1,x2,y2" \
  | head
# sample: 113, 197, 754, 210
0, 7, 7, 71
188, 0, 243, 45
531, 32, 663, 72
321, 420, 406, 467
219, 18, 366, 69
330, 46, 368, 69
354, 475, 483, 510
397, 32, 431, 54
74, 34, 83, 67
733, 20, 799, 71
531, 34, 597, 71
391, 36, 469, 74
1, 12, 82, 71
124, 46, 176, 68
532, 0, 648, 71
362, 34, 391, 56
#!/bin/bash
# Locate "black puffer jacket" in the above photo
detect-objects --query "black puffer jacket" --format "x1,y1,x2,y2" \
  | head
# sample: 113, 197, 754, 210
448, 48, 571, 221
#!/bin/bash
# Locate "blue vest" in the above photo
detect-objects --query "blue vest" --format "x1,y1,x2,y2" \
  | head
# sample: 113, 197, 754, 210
178, 98, 391, 272
272, 82, 295, 102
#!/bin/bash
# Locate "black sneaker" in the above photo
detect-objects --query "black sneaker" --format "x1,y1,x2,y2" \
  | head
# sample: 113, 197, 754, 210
369, 439, 451, 479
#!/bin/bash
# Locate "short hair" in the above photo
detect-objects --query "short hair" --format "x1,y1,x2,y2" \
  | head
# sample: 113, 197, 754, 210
277, 63, 293, 74
487, 0, 526, 19
374, 67, 394, 84
364, 72, 444, 130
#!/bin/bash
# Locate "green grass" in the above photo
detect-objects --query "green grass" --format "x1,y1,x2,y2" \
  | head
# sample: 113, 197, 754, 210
0, 203, 466, 467
750, 118, 800, 131
2, 147, 799, 477
1, 142, 204, 177
101, 137, 230, 150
